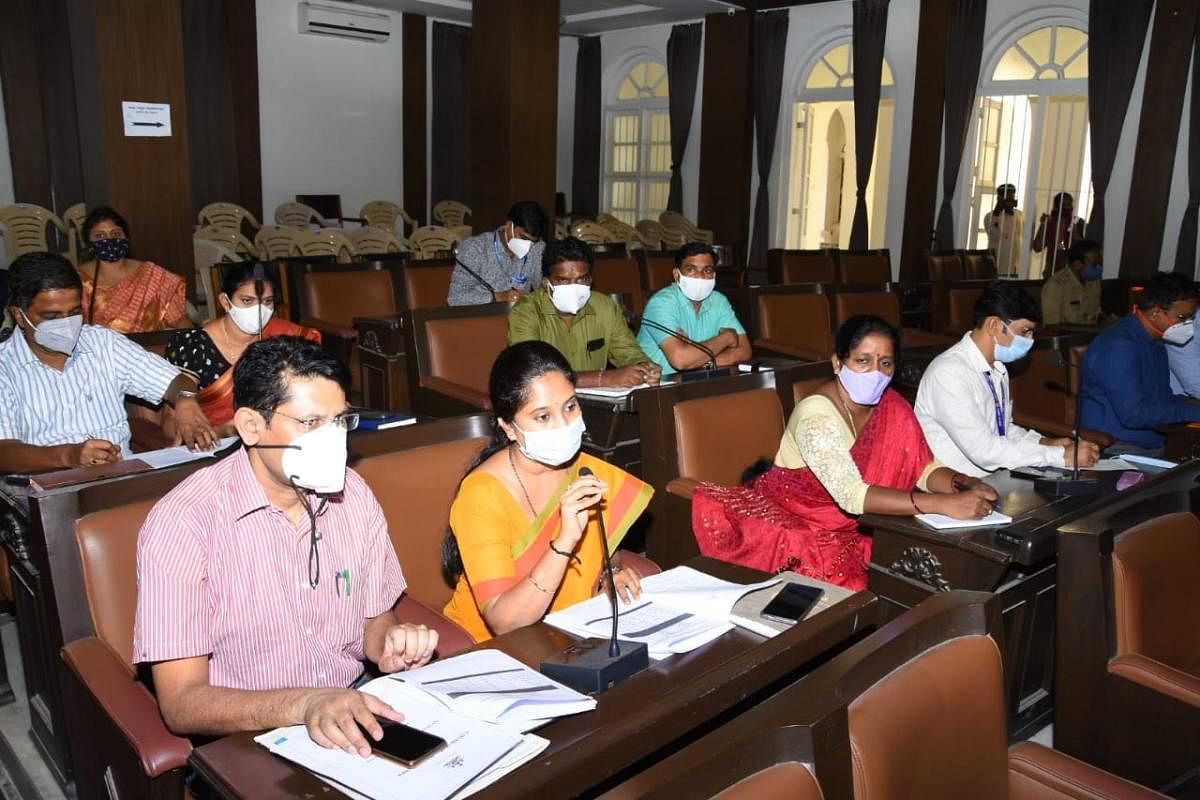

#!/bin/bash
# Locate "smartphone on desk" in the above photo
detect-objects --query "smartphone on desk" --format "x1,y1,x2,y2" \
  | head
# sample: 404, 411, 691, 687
760, 583, 824, 625
372, 718, 447, 767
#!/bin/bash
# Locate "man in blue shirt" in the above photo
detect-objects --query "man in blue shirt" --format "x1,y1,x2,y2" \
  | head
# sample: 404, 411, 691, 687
636, 243, 750, 376
1079, 271, 1200, 456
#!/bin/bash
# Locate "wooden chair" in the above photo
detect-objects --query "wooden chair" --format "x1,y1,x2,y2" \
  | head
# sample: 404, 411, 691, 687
403, 304, 511, 417
660, 210, 714, 245
592, 253, 646, 314
197, 202, 261, 236
750, 285, 833, 362
359, 200, 418, 236
399, 257, 455, 310
767, 249, 837, 285
432, 200, 471, 229
961, 248, 998, 279
0, 202, 67, 262
925, 251, 965, 282
835, 249, 891, 285
410, 225, 464, 259
274, 201, 327, 229
348, 225, 412, 256
254, 224, 303, 259
831, 286, 954, 348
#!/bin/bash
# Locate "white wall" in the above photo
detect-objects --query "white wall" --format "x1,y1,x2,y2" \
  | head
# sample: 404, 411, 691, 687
256, 0, 404, 223
557, 37, 578, 204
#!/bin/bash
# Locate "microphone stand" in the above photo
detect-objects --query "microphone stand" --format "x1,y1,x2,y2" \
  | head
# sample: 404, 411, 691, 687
540, 466, 649, 693
625, 311, 723, 382
1026, 354, 1099, 496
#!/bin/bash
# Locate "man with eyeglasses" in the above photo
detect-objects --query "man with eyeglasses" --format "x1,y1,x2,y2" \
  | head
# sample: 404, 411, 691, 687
637, 242, 750, 376
1080, 271, 1200, 456
508, 236, 661, 388
916, 280, 1099, 476
134, 336, 438, 758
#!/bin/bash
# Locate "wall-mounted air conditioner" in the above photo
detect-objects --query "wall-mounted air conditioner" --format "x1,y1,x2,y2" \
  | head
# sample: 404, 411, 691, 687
298, 1, 392, 42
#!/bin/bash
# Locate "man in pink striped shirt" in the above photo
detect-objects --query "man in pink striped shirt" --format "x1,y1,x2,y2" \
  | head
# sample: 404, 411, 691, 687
134, 337, 438, 757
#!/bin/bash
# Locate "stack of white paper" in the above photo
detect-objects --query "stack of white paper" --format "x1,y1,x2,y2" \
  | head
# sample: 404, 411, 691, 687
543, 566, 780, 659
136, 435, 240, 469
256, 676, 549, 800
574, 383, 649, 399
915, 509, 1013, 530
392, 649, 596, 731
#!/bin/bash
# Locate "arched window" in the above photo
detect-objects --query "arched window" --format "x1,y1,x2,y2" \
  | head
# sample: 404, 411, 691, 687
784, 42, 896, 249
604, 59, 670, 226
961, 23, 1091, 277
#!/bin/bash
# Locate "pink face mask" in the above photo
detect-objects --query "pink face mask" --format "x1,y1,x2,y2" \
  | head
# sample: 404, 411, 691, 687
837, 366, 892, 406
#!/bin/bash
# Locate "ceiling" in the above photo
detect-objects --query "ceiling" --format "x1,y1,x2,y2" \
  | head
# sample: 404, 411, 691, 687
357, 0, 751, 35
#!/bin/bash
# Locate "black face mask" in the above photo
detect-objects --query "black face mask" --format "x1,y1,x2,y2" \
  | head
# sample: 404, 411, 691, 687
91, 237, 130, 263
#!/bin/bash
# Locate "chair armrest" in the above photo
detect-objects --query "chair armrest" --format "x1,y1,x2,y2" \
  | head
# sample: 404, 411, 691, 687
301, 316, 358, 341
1108, 653, 1200, 709
752, 338, 827, 362
61, 637, 192, 777
666, 477, 701, 499
419, 376, 490, 409
616, 550, 661, 578
1007, 741, 1169, 798
395, 595, 475, 655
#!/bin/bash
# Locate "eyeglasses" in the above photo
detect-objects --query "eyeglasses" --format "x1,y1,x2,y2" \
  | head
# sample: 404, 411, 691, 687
679, 264, 717, 278
548, 274, 593, 286
274, 411, 360, 432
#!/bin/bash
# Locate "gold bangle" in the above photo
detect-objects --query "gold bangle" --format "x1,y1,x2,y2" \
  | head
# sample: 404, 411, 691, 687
527, 573, 553, 594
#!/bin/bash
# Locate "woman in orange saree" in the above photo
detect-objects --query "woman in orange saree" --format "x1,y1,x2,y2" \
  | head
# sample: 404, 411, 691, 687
78, 206, 190, 332
442, 342, 654, 643
692, 316, 999, 591
165, 262, 320, 435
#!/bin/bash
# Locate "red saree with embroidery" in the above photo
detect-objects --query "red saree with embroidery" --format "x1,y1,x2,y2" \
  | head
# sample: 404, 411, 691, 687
691, 390, 933, 590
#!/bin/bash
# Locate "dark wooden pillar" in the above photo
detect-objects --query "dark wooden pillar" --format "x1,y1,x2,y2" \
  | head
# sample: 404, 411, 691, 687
1120, 0, 1200, 278
897, 0, 949, 283
403, 13, 428, 226
469, 0, 559, 232
697, 11, 754, 260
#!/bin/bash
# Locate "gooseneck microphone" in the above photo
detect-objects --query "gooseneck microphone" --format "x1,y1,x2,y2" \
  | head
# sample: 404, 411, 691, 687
578, 465, 620, 658
623, 309, 718, 370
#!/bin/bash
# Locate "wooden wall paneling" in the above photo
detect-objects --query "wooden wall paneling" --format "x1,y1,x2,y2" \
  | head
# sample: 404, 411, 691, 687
897, 0, 949, 284
0, 0, 54, 208
403, 13, 428, 226
182, 0, 240, 218
93, 0, 194, 292
67, 0, 110, 208
226, 0, 263, 221
1119, 0, 1200, 278
469, 0, 559, 232
697, 12, 754, 260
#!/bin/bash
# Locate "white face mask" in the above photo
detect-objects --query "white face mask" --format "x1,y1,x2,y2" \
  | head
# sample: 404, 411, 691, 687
20, 310, 83, 355
507, 231, 533, 259
677, 275, 716, 303
548, 284, 591, 315
1163, 320, 1195, 346
513, 415, 585, 466
280, 423, 348, 494
226, 301, 274, 335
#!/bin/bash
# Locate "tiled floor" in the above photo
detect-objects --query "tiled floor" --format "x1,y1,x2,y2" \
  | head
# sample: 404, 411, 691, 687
0, 615, 66, 800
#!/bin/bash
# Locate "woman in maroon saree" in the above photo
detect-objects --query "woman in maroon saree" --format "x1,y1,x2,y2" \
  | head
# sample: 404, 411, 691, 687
693, 316, 998, 590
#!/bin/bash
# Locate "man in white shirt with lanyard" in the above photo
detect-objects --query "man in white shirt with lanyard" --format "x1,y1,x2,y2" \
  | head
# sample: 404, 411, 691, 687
915, 281, 1099, 477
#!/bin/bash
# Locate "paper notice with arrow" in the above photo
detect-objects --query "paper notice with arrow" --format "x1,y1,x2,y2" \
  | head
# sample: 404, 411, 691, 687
121, 101, 172, 137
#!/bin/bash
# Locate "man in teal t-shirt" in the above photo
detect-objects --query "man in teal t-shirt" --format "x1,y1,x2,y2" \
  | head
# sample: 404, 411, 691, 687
636, 243, 751, 376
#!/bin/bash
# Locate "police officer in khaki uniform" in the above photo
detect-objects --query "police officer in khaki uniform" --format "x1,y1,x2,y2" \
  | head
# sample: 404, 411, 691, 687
1041, 239, 1103, 326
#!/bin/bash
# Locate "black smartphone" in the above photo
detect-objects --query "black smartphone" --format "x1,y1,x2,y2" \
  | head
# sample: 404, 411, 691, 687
372, 718, 447, 767
760, 583, 824, 625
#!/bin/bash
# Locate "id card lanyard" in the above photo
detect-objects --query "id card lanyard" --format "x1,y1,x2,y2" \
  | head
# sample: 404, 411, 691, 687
982, 371, 1006, 437
494, 232, 530, 290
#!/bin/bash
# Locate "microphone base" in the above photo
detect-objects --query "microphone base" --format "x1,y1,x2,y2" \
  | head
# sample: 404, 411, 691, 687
540, 638, 649, 695
1033, 475, 1100, 496
679, 368, 724, 383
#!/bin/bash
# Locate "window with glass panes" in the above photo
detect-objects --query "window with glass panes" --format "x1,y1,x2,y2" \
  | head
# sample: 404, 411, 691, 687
604, 60, 670, 227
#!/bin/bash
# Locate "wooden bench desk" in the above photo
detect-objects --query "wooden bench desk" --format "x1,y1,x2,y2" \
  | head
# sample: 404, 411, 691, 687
189, 558, 878, 800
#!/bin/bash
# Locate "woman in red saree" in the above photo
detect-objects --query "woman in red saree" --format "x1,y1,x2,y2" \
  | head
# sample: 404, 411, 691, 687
164, 262, 320, 436
693, 315, 999, 590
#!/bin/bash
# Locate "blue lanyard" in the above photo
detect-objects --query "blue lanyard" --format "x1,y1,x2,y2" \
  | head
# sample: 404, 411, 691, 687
493, 232, 529, 288
982, 371, 1006, 437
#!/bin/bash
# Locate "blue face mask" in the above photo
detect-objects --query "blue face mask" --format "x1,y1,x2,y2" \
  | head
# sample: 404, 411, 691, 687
994, 322, 1034, 363
1080, 264, 1102, 281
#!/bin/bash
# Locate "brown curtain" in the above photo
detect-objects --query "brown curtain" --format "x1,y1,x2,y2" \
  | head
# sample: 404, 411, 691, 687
571, 36, 601, 219
666, 23, 702, 214
749, 10, 789, 269
933, 0, 986, 250
1086, 0, 1154, 242
849, 0, 889, 250
431, 22, 471, 209
1176, 27, 1200, 274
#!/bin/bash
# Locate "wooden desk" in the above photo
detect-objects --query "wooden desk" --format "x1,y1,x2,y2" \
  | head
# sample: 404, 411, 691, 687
189, 558, 879, 800
861, 466, 1152, 742
1162, 422, 1200, 462
354, 314, 410, 412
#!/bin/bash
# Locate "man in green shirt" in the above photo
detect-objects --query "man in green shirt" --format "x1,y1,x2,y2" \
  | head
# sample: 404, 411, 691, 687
507, 237, 661, 389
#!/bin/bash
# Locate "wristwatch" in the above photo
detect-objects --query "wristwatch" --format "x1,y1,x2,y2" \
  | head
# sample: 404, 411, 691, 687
177, 390, 199, 400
